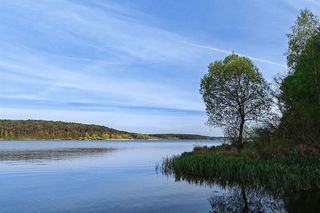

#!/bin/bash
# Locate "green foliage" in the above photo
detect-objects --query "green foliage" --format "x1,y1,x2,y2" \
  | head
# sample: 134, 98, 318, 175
161, 147, 320, 192
286, 9, 320, 71
0, 120, 153, 140
200, 54, 271, 148
278, 10, 320, 144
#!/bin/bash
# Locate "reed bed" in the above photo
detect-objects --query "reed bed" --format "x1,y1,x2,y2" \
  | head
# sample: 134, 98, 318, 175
161, 150, 320, 192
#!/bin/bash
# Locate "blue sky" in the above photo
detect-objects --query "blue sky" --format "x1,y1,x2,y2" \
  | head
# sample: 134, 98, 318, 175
0, 0, 319, 136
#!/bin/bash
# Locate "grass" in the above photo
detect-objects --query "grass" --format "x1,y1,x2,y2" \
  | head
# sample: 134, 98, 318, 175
160, 145, 320, 193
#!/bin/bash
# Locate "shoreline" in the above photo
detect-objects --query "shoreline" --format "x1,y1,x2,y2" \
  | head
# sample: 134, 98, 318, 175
161, 144, 320, 192
0, 138, 216, 141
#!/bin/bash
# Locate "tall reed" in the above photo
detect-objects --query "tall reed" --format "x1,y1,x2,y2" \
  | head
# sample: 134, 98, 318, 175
161, 150, 320, 192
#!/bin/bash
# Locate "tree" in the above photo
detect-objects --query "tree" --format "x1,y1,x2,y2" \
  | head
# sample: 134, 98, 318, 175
200, 54, 271, 149
279, 31, 320, 143
278, 10, 320, 144
286, 9, 320, 72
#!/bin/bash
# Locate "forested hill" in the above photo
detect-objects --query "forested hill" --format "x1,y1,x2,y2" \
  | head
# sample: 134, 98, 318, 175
0, 120, 153, 140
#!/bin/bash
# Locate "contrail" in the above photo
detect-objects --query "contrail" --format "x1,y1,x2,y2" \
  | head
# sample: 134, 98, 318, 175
186, 42, 287, 68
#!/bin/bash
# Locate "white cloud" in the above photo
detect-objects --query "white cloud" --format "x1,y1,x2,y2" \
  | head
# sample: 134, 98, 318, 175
186, 42, 287, 68
0, 0, 309, 134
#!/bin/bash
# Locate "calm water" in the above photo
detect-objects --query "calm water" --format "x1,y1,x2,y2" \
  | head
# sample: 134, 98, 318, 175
0, 140, 318, 213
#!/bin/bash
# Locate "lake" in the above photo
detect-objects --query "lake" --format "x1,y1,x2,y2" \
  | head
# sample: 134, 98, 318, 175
0, 140, 318, 213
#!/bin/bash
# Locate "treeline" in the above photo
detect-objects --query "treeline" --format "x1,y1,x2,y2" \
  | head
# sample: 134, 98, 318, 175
0, 120, 221, 141
149, 134, 219, 140
0, 120, 152, 140
252, 9, 320, 154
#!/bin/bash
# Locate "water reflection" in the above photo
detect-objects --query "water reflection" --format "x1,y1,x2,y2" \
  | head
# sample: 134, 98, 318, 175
208, 186, 285, 213
283, 191, 320, 213
0, 148, 116, 162
0, 141, 318, 212
159, 164, 320, 213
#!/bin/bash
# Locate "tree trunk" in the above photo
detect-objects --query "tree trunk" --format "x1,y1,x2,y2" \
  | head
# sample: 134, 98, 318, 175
237, 117, 245, 150
241, 186, 249, 213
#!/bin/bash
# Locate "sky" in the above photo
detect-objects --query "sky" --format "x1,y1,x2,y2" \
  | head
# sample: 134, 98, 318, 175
0, 0, 319, 136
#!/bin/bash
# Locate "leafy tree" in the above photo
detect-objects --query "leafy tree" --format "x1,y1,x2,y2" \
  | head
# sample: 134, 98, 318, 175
286, 9, 320, 71
200, 54, 271, 149
278, 10, 320, 144
279, 32, 320, 143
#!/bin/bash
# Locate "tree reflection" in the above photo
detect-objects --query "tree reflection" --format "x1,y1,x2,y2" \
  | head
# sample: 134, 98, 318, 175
283, 190, 320, 213
208, 185, 286, 213
0, 147, 117, 162
157, 164, 320, 212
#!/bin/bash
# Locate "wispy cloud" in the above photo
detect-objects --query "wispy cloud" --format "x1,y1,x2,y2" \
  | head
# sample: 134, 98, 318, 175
0, 0, 316, 135
0, 0, 207, 111
185, 42, 287, 68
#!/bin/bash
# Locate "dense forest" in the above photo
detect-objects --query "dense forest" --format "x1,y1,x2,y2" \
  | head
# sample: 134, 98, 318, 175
0, 120, 153, 140
252, 9, 320, 153
0, 120, 215, 140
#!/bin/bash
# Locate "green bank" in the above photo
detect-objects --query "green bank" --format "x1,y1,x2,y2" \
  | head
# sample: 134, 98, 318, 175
161, 144, 320, 192
0, 119, 213, 141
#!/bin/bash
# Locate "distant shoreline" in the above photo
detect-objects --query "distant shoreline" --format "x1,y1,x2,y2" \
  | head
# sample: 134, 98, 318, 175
0, 138, 219, 141
0, 119, 221, 141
